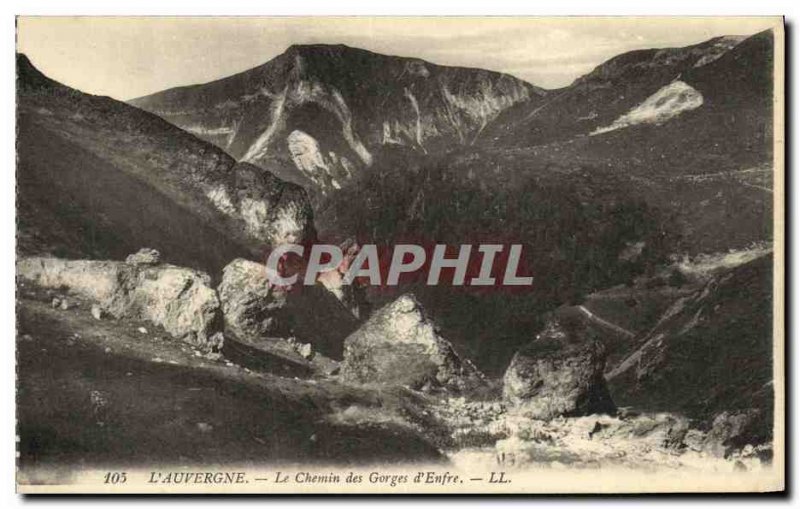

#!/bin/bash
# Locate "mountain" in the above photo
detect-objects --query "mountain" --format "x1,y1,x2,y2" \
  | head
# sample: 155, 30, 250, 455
18, 31, 775, 373
131, 44, 543, 191
17, 54, 314, 275
471, 30, 775, 254
15, 26, 779, 476
481, 34, 749, 145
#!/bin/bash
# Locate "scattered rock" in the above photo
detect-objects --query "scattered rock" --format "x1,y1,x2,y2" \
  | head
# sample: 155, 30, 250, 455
703, 410, 764, 458
125, 248, 160, 266
297, 343, 313, 359
207, 332, 225, 351
59, 299, 70, 310
683, 428, 706, 452
137, 327, 148, 335
493, 412, 699, 471
90, 304, 103, 320
341, 294, 483, 392
503, 316, 616, 420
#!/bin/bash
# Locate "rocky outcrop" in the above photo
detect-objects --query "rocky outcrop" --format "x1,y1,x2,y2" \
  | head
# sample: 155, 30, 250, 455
217, 258, 290, 341
503, 316, 616, 420
219, 163, 316, 247
16, 253, 222, 350
341, 294, 483, 392
695, 410, 768, 459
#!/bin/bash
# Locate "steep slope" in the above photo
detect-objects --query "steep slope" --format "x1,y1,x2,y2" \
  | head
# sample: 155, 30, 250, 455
607, 254, 774, 441
131, 44, 543, 192
17, 55, 314, 275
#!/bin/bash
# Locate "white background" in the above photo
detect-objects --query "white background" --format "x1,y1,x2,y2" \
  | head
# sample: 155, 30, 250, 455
1, 0, 796, 506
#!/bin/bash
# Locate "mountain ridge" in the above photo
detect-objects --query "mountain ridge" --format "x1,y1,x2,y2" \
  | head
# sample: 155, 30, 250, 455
16, 53, 315, 275
130, 43, 544, 191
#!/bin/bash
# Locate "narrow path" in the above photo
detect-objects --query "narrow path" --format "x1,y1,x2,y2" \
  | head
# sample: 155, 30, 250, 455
577, 305, 635, 339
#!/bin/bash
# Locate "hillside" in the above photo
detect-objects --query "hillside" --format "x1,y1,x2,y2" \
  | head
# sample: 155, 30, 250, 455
17, 54, 314, 275
607, 254, 774, 443
482, 34, 749, 145
471, 31, 775, 253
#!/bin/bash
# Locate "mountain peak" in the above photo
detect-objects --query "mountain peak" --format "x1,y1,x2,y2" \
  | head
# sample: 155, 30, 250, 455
285, 43, 355, 54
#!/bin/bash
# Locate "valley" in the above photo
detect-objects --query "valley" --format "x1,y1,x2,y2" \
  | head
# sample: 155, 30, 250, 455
15, 24, 779, 484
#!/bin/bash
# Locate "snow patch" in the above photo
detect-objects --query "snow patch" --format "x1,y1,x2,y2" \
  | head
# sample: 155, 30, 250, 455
591, 81, 704, 136
241, 80, 372, 169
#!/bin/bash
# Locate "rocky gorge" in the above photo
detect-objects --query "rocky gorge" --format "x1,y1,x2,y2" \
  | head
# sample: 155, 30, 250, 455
16, 27, 777, 476
16, 244, 774, 472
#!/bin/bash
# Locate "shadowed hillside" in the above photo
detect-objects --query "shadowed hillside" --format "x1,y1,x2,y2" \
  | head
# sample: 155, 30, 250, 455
17, 54, 314, 276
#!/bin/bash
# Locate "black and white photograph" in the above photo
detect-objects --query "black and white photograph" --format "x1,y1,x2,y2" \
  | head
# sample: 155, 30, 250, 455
12, 15, 785, 494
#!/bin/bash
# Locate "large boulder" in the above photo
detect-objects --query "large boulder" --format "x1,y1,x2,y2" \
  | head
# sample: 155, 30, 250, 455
217, 258, 358, 360
341, 294, 483, 392
503, 316, 616, 420
217, 258, 290, 341
16, 253, 222, 350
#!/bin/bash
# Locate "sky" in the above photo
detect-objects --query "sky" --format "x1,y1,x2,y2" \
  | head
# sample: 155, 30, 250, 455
17, 16, 778, 100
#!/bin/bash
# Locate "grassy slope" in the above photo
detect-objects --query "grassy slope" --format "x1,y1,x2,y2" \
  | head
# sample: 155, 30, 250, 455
17, 54, 264, 276
17, 295, 443, 474
475, 31, 774, 254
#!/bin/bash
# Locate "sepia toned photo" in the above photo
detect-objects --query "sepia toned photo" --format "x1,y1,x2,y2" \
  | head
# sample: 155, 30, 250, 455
14, 16, 784, 494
